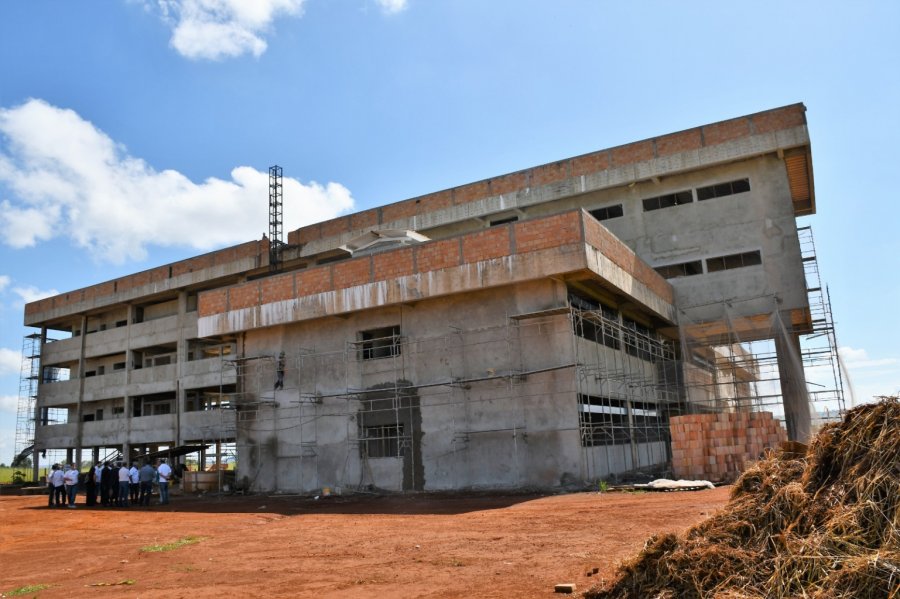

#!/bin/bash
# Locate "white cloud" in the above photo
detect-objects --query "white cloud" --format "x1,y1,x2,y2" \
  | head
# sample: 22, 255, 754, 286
12, 285, 59, 305
0, 99, 355, 263
0, 349, 21, 377
839, 346, 900, 370
837, 347, 900, 406
376, 0, 408, 14
0, 395, 17, 415
0, 275, 9, 292
156, 0, 305, 60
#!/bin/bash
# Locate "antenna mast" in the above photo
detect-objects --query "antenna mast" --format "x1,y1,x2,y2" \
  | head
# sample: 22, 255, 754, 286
268, 165, 283, 271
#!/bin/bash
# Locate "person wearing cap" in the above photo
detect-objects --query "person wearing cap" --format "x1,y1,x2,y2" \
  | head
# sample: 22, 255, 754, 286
157, 458, 173, 505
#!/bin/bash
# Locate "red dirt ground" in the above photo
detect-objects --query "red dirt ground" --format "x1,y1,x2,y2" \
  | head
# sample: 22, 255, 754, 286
0, 486, 730, 598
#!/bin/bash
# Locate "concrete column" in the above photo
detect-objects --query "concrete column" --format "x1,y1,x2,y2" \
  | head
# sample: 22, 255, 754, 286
175, 291, 187, 448
74, 315, 88, 467
31, 327, 48, 482
125, 304, 134, 455
775, 329, 811, 442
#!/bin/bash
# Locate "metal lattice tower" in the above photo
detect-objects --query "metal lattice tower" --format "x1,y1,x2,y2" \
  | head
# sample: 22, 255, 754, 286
269, 165, 284, 272
13, 333, 41, 465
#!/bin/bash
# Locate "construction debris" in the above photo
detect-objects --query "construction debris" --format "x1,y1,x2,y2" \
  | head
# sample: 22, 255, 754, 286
632, 479, 715, 491
585, 397, 900, 598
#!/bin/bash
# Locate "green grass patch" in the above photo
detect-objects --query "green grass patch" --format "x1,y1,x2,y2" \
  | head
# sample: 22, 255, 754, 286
5, 583, 51, 596
140, 536, 204, 553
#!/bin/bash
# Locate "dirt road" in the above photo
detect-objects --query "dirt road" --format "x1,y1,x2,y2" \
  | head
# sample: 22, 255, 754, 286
0, 487, 730, 598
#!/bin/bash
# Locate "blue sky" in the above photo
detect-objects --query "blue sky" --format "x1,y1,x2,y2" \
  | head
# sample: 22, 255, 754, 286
1, 0, 898, 462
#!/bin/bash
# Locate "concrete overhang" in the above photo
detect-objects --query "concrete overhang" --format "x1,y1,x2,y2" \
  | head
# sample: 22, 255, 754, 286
197, 210, 677, 337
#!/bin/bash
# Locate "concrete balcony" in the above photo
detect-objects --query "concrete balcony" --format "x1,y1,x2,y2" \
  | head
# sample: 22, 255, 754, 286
38, 379, 80, 407
41, 336, 81, 365
129, 414, 176, 443
83, 372, 127, 401
83, 326, 129, 358
81, 418, 129, 447
129, 363, 177, 395
35, 422, 78, 448
181, 357, 236, 389
181, 409, 237, 439
130, 315, 179, 348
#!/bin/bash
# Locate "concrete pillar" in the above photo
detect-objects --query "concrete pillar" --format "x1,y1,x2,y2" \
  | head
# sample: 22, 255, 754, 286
175, 291, 187, 447
775, 330, 811, 443
74, 315, 88, 467
31, 327, 48, 482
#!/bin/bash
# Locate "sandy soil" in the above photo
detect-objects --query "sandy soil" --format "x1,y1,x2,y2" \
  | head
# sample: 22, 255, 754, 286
0, 486, 730, 598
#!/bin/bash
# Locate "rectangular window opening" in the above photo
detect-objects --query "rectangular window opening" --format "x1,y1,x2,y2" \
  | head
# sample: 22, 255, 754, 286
588, 204, 624, 222
697, 178, 751, 201
359, 326, 401, 361
655, 260, 703, 279
361, 423, 404, 458
706, 250, 762, 273
489, 216, 518, 226
578, 394, 666, 446
642, 190, 693, 212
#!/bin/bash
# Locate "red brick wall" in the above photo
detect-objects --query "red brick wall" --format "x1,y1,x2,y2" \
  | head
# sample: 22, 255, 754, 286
610, 140, 655, 167
461, 227, 512, 263
372, 248, 414, 282
261, 273, 294, 304
489, 172, 528, 196
514, 212, 582, 253
570, 151, 611, 177
229, 281, 260, 310
670, 412, 788, 482
415, 238, 460, 272
198, 289, 228, 317
296, 268, 332, 295
702, 117, 751, 145
332, 257, 371, 288
655, 128, 703, 157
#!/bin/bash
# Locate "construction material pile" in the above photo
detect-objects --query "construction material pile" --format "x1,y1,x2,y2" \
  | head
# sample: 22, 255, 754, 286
585, 397, 900, 599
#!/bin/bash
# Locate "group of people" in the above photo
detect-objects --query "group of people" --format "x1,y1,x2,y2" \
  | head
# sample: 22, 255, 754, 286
45, 463, 79, 508
46, 458, 175, 508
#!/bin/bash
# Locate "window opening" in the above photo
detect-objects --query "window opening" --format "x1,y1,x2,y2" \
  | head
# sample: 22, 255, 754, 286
696, 178, 750, 201
489, 216, 518, 226
642, 190, 693, 212
655, 260, 703, 279
589, 204, 624, 221
706, 250, 762, 273
361, 423, 404, 458
358, 326, 401, 360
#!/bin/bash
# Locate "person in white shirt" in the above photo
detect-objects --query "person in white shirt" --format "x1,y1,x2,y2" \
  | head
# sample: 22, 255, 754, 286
129, 463, 140, 505
156, 459, 173, 505
117, 463, 131, 507
93, 463, 104, 505
47, 464, 62, 507
63, 463, 79, 508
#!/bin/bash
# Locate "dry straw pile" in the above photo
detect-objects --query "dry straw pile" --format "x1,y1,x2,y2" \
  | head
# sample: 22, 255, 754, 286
586, 397, 900, 599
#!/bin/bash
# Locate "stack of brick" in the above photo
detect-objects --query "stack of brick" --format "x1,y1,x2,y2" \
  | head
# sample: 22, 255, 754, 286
670, 411, 788, 482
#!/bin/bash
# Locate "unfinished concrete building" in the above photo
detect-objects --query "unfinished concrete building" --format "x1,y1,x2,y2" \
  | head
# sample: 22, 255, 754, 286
20, 103, 844, 491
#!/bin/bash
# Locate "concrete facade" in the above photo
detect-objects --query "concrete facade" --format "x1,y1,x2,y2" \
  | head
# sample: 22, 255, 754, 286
25, 104, 818, 490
